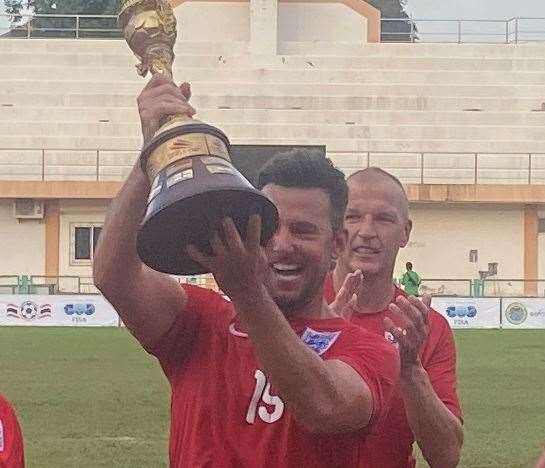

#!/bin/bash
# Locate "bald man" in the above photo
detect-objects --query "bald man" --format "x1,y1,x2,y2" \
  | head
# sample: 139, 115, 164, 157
325, 167, 463, 468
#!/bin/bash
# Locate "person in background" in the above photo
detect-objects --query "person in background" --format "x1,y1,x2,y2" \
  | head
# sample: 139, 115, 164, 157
0, 393, 25, 468
400, 262, 422, 296
326, 167, 463, 468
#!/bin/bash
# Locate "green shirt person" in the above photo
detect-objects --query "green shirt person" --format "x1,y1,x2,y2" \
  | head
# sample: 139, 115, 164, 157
400, 262, 421, 296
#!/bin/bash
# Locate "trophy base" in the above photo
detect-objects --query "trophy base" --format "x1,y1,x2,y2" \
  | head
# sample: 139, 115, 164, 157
137, 121, 279, 275
137, 184, 278, 275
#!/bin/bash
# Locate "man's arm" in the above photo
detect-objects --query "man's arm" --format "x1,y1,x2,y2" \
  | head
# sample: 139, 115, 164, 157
413, 272, 422, 286
237, 288, 374, 433
386, 296, 463, 468
188, 217, 397, 433
400, 273, 407, 287
93, 74, 196, 352
400, 366, 463, 468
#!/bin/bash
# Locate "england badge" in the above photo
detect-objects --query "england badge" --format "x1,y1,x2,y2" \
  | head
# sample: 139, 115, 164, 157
301, 328, 341, 355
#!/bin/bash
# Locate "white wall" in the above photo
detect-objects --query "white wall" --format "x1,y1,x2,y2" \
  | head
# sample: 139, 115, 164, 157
278, 3, 366, 43
396, 204, 524, 281
173, 2, 366, 45
0, 198, 539, 292
0, 200, 45, 276
175, 2, 250, 42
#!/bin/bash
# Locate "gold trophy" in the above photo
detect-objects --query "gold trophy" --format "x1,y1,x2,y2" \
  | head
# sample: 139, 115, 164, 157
119, 0, 278, 275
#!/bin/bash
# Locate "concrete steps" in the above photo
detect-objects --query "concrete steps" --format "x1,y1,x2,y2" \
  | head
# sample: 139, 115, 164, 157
0, 39, 544, 184
2, 80, 545, 99
5, 65, 545, 85
2, 39, 544, 57
1, 120, 543, 141
1, 39, 545, 57
1, 106, 544, 126
0, 134, 543, 153
4, 51, 545, 71
278, 41, 545, 58
1, 92, 543, 112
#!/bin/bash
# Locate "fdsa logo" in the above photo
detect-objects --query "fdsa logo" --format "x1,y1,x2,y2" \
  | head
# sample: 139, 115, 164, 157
446, 304, 477, 326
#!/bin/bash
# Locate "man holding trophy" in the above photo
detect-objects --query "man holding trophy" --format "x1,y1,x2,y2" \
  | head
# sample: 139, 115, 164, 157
94, 0, 400, 466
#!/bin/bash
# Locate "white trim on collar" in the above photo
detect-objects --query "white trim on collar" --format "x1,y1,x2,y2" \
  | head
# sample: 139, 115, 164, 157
229, 322, 249, 338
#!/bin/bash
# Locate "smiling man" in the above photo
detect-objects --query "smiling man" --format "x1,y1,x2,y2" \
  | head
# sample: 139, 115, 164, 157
93, 75, 399, 467
326, 168, 464, 468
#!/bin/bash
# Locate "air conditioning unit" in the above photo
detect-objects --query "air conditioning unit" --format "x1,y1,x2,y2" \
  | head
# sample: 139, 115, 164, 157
13, 199, 45, 219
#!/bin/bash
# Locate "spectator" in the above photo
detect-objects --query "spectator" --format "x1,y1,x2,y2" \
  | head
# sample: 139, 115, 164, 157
400, 262, 422, 296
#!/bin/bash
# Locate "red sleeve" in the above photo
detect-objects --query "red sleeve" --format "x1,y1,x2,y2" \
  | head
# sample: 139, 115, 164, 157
149, 284, 233, 379
0, 396, 24, 468
421, 311, 463, 422
327, 327, 400, 430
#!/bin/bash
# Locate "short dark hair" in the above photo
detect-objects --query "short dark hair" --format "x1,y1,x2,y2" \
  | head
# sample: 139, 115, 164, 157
256, 149, 348, 231
406, 262, 413, 270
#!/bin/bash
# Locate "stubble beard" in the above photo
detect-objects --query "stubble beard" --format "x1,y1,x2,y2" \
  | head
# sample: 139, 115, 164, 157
271, 273, 326, 318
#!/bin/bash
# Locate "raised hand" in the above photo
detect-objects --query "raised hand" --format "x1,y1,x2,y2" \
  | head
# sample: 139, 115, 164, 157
186, 215, 266, 301
330, 270, 364, 320
137, 74, 196, 144
384, 294, 431, 371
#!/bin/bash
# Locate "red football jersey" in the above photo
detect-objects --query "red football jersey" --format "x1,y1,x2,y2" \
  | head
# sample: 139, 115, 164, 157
0, 394, 24, 468
324, 275, 462, 468
150, 284, 400, 468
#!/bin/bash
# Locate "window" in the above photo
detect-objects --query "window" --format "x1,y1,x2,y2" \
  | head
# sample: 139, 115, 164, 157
71, 224, 102, 264
539, 219, 545, 233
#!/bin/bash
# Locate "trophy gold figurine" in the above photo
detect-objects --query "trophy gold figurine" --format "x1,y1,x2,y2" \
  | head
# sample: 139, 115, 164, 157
118, 0, 278, 275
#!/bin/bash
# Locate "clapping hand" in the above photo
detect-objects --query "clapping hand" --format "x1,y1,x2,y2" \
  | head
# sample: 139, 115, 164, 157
384, 294, 431, 371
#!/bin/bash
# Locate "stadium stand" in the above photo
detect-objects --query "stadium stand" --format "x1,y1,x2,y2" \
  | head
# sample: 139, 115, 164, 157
0, 5, 543, 295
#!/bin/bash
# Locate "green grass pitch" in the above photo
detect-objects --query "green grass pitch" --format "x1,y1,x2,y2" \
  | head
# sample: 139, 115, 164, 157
1, 328, 544, 467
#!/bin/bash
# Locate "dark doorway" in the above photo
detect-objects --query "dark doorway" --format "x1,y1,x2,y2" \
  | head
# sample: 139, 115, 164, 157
230, 145, 326, 186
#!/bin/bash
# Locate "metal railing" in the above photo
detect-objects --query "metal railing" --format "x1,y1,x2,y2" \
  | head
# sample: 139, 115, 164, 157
1, 149, 544, 185
481, 279, 545, 298
420, 279, 545, 298
0, 14, 120, 39
0, 275, 19, 294
1, 14, 545, 43
1, 275, 543, 297
381, 17, 545, 44
28, 275, 99, 295
339, 151, 545, 185
0, 274, 214, 295
419, 279, 473, 297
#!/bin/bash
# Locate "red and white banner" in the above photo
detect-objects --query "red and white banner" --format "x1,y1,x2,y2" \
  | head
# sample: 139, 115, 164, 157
3, 294, 544, 329
0, 295, 119, 327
